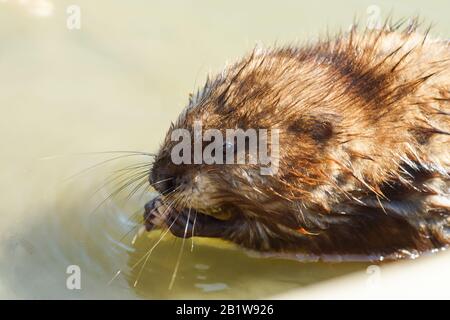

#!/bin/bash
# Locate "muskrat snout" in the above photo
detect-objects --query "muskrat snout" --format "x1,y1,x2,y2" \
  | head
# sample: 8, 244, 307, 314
149, 164, 177, 194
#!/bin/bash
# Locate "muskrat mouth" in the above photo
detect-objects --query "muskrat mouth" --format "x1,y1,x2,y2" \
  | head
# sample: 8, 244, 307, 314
143, 196, 234, 232
199, 206, 233, 221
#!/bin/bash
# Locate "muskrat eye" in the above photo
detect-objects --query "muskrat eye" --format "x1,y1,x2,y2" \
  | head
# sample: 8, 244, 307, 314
222, 141, 238, 163
223, 141, 236, 155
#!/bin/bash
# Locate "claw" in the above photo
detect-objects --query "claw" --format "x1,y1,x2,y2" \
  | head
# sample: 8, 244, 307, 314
143, 196, 175, 231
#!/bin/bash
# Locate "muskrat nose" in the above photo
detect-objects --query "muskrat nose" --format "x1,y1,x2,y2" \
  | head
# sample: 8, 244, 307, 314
150, 172, 176, 194
149, 165, 176, 194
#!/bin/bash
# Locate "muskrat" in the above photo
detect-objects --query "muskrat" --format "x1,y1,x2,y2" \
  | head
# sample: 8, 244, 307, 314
143, 21, 450, 261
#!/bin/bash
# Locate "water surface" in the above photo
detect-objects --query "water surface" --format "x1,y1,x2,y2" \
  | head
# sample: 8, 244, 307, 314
0, 0, 449, 299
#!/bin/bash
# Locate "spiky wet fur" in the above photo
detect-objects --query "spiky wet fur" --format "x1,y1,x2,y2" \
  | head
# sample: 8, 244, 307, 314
149, 20, 450, 261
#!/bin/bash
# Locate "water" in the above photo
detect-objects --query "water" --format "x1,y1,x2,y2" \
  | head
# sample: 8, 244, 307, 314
0, 0, 449, 299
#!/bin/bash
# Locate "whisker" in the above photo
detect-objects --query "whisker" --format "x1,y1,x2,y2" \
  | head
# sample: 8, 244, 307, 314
116, 185, 183, 245
168, 206, 191, 290
37, 150, 155, 161
132, 195, 185, 287
108, 194, 181, 287
74, 150, 156, 156
150, 177, 173, 189
136, 175, 174, 202
125, 174, 152, 201
107, 270, 123, 286
63, 153, 152, 182
101, 170, 170, 204
91, 168, 151, 200
117, 207, 147, 243
89, 171, 151, 214
191, 210, 198, 252
110, 162, 153, 175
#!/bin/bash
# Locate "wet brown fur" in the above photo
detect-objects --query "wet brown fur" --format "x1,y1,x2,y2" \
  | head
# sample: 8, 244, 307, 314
148, 20, 450, 261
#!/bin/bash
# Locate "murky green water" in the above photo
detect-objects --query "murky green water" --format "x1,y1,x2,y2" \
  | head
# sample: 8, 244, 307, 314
0, 0, 449, 299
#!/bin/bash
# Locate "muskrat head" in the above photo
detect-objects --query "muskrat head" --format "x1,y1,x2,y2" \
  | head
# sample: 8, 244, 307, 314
147, 49, 344, 241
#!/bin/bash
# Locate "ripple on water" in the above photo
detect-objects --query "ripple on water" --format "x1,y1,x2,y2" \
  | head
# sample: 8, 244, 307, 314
4, 178, 368, 299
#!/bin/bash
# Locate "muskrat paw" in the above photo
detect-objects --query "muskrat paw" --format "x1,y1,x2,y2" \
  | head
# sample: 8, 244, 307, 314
144, 197, 237, 238
143, 196, 174, 231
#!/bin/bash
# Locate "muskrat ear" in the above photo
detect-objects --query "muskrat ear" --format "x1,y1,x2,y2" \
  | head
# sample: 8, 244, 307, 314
288, 115, 334, 142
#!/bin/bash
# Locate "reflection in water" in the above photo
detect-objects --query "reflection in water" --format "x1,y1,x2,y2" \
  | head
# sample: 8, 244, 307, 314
1, 159, 367, 299
127, 221, 368, 299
